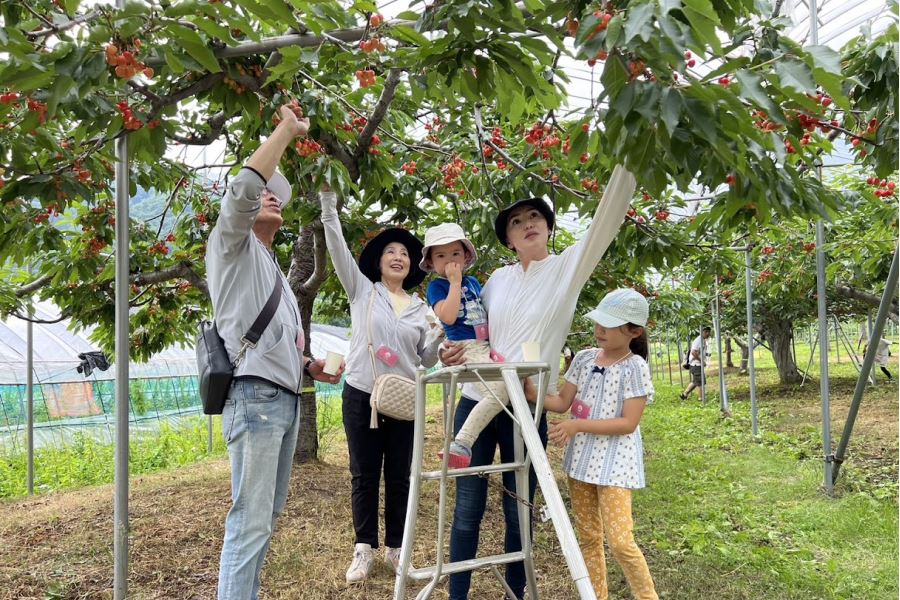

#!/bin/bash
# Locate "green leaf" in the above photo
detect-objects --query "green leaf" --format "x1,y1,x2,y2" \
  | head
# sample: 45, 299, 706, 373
391, 25, 429, 46
774, 59, 815, 93
624, 2, 656, 44
805, 45, 841, 75
600, 54, 630, 101
164, 25, 221, 73
46, 75, 74, 118
682, 0, 722, 51
660, 88, 684, 137
163, 48, 186, 74
231, 0, 296, 24
735, 69, 779, 118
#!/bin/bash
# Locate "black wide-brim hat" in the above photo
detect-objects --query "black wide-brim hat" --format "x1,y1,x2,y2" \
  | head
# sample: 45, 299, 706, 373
494, 197, 555, 247
358, 227, 427, 290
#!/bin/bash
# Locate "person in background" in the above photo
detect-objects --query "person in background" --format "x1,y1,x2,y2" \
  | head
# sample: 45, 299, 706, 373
865, 336, 894, 382
680, 326, 711, 400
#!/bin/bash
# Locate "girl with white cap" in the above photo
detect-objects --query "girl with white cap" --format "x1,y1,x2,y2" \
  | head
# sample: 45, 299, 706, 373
526, 287, 658, 600
420, 222, 506, 468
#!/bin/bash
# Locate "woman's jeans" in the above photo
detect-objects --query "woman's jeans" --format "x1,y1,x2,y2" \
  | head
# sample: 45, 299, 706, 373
218, 380, 300, 600
448, 395, 548, 600
343, 382, 415, 548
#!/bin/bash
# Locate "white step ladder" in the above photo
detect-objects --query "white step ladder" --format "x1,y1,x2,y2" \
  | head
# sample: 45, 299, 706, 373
393, 362, 597, 600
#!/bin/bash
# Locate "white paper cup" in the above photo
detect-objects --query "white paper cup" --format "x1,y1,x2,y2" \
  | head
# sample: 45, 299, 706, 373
521, 342, 541, 362
324, 351, 344, 376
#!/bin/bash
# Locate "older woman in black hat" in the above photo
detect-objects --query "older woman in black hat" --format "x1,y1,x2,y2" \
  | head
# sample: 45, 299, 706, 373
441, 166, 637, 599
319, 189, 442, 584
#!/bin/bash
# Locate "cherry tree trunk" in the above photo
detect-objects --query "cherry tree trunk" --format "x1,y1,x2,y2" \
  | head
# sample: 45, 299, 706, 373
762, 318, 802, 384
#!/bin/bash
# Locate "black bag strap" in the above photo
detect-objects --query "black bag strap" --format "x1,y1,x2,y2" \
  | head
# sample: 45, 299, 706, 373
232, 260, 283, 366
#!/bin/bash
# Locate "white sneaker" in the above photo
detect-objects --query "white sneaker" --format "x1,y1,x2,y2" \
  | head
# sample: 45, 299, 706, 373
384, 546, 404, 575
346, 543, 374, 583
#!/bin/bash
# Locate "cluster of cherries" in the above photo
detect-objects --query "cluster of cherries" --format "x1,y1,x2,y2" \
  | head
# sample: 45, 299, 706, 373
116, 100, 144, 130
295, 139, 322, 157
355, 69, 377, 88
105, 43, 153, 79
440, 155, 468, 193
866, 176, 896, 198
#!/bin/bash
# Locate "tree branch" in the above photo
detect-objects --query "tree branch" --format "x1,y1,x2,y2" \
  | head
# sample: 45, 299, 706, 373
169, 112, 229, 145
145, 21, 417, 67
130, 262, 208, 298
27, 10, 102, 40
356, 68, 403, 156
834, 283, 899, 322
318, 131, 360, 180
15, 274, 52, 297
300, 221, 328, 295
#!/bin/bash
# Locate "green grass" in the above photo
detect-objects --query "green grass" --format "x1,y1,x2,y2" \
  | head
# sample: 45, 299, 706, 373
631, 379, 898, 600
0, 418, 229, 497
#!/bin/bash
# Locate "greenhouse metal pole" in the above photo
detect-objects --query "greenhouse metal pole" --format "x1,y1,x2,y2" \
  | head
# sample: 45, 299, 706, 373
676, 330, 685, 387
833, 318, 840, 363
808, 0, 833, 496
833, 247, 899, 484
27, 312, 34, 495
699, 325, 707, 404
113, 124, 131, 595
665, 328, 673, 385
713, 275, 729, 415
745, 248, 759, 437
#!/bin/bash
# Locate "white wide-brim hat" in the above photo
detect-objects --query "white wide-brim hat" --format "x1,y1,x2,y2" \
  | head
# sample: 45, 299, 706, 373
585, 288, 649, 328
419, 222, 477, 272
265, 170, 292, 207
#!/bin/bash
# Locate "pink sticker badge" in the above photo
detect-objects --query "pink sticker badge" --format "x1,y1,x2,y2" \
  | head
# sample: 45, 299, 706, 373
296, 329, 306, 352
376, 345, 399, 366
571, 398, 591, 419
474, 323, 489, 341
489, 349, 505, 363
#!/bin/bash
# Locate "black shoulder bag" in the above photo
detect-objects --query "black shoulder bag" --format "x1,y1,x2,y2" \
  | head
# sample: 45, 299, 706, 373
196, 275, 282, 414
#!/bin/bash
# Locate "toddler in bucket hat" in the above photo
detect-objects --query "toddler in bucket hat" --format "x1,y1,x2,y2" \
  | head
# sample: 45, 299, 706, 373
421, 222, 505, 469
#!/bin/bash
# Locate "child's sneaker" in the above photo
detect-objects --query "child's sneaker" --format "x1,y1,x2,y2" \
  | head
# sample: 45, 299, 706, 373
345, 543, 374, 583
438, 441, 472, 468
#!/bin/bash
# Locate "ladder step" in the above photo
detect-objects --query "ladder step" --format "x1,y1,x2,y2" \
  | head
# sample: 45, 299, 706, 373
421, 460, 527, 480
405, 551, 528, 580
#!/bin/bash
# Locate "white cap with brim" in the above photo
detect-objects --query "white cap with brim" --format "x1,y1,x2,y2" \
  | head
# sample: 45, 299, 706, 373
584, 288, 649, 328
419, 222, 477, 272
265, 170, 292, 207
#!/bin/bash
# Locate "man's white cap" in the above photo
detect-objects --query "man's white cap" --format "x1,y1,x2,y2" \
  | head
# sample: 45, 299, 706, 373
585, 288, 649, 328
266, 170, 292, 207
419, 222, 477, 272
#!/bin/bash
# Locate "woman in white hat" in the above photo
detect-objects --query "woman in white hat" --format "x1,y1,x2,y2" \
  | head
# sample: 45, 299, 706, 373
526, 288, 658, 600
319, 190, 443, 583
420, 222, 508, 468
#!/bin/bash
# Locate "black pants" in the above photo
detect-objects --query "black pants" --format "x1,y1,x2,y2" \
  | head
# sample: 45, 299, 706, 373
343, 383, 414, 549
880, 366, 894, 380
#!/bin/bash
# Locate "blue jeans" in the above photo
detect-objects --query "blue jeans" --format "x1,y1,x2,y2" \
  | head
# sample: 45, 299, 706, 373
218, 380, 300, 600
448, 395, 548, 600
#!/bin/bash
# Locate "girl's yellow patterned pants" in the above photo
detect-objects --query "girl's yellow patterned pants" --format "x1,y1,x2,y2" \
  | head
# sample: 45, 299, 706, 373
568, 478, 658, 600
